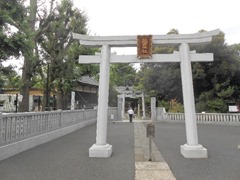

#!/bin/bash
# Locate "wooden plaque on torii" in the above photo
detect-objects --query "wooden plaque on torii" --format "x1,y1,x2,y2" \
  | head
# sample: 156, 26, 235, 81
137, 35, 152, 59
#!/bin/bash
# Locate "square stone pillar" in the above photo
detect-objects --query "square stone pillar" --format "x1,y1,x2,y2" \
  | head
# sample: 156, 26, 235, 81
151, 97, 156, 121
117, 97, 122, 121
142, 92, 146, 119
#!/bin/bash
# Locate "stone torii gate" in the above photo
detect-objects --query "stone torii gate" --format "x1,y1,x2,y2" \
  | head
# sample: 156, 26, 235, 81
116, 86, 146, 119
73, 29, 220, 158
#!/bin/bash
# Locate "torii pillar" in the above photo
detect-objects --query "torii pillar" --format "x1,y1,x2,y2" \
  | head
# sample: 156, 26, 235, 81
179, 43, 207, 158
122, 92, 125, 118
89, 45, 112, 157
73, 29, 220, 158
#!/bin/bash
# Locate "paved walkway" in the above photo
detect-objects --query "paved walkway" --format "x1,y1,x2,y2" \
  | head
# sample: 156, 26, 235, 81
0, 122, 135, 180
153, 122, 240, 180
133, 121, 175, 180
0, 119, 240, 180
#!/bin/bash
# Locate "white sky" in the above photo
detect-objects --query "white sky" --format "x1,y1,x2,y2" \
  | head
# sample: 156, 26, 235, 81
3, 0, 240, 71
73, 0, 240, 54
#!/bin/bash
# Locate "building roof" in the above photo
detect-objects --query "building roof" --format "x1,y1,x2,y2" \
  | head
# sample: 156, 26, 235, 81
78, 75, 98, 86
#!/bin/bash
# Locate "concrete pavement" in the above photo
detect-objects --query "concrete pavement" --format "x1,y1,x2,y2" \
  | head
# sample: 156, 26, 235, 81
134, 121, 176, 180
153, 122, 240, 180
0, 119, 240, 180
0, 122, 134, 180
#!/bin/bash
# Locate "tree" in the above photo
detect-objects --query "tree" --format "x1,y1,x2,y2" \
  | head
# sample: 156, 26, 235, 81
138, 62, 182, 102
109, 63, 137, 106
1, 0, 97, 111
137, 29, 181, 104
193, 31, 240, 112
0, 65, 21, 88
17, 0, 39, 111
0, 0, 25, 90
137, 29, 240, 112
1, 0, 47, 111
228, 43, 240, 99
39, 0, 94, 110
0, 0, 25, 61
1, 0, 39, 111
110, 63, 137, 86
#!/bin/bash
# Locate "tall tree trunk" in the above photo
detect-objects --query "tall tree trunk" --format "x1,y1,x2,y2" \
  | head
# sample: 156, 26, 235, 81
18, 0, 37, 112
56, 90, 64, 110
63, 91, 68, 110
42, 89, 47, 111
18, 56, 31, 112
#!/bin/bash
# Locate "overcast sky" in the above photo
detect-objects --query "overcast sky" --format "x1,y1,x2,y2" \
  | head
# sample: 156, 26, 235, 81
4, 0, 240, 71
73, 0, 239, 54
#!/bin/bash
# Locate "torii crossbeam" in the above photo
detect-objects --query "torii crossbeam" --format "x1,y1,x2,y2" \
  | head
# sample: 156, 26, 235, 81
73, 29, 220, 158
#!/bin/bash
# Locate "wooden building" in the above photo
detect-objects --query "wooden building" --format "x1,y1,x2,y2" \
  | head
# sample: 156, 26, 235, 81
0, 76, 99, 112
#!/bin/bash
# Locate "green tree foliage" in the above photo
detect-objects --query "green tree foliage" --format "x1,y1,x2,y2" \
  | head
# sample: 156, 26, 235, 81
228, 43, 240, 97
1, 0, 96, 111
0, 65, 21, 88
0, 0, 44, 111
138, 29, 182, 105
0, 0, 24, 90
193, 31, 240, 112
137, 29, 240, 113
0, 0, 99, 111
17, 0, 40, 112
139, 63, 182, 101
0, 0, 37, 111
0, 0, 25, 60
109, 63, 137, 106
38, 0, 96, 110
110, 64, 136, 86
1, 0, 46, 112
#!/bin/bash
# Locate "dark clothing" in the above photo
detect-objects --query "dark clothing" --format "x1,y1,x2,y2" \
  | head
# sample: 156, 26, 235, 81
129, 114, 133, 123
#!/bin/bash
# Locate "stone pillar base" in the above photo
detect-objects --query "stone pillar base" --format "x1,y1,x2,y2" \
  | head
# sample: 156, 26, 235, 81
180, 144, 208, 158
89, 144, 112, 158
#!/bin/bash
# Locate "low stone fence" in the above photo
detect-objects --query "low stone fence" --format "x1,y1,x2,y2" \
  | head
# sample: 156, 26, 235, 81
156, 108, 240, 125
0, 109, 97, 146
0, 107, 118, 161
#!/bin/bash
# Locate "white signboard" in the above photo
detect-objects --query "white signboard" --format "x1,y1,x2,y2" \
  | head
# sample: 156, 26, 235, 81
228, 105, 239, 112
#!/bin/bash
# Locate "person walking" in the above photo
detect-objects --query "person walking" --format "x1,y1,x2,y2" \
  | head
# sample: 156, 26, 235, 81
127, 107, 134, 123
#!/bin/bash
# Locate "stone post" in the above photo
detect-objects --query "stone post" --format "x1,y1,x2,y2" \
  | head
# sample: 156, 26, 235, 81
122, 92, 125, 118
142, 92, 146, 119
138, 103, 140, 117
179, 43, 207, 158
117, 97, 122, 121
151, 97, 156, 121
89, 45, 112, 158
